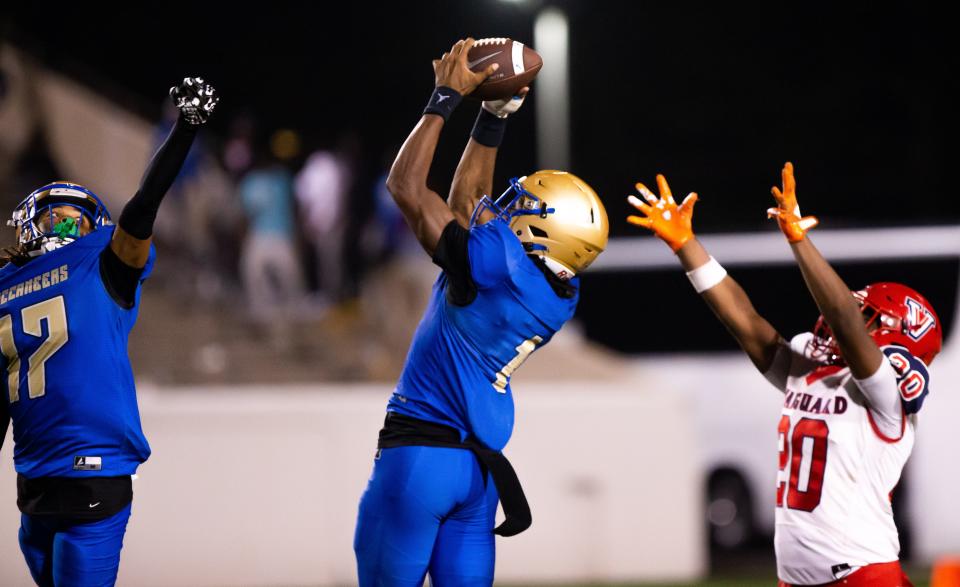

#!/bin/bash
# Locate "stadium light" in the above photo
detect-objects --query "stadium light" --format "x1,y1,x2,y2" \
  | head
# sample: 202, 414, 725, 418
533, 6, 570, 170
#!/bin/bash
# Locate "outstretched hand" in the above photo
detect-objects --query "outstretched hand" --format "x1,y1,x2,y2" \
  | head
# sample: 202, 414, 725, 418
170, 77, 218, 125
432, 38, 500, 96
482, 87, 528, 119
767, 162, 818, 243
626, 174, 698, 252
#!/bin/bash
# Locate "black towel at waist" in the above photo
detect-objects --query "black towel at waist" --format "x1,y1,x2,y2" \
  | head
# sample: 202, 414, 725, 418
378, 411, 531, 537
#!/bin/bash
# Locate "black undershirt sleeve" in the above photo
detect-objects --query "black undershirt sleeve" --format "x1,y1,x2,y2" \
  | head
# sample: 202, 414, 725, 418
431, 220, 477, 306
99, 115, 198, 307
117, 115, 198, 240
99, 246, 145, 309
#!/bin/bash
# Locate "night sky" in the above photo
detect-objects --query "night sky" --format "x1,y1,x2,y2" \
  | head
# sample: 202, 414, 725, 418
4, 2, 957, 352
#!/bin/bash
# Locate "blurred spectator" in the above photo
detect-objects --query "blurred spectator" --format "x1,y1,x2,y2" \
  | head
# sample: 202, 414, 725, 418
223, 114, 256, 177
294, 132, 360, 304
238, 131, 305, 343
361, 147, 417, 266
149, 100, 239, 301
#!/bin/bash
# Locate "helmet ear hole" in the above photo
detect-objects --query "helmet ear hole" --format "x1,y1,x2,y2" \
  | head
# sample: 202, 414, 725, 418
530, 225, 548, 238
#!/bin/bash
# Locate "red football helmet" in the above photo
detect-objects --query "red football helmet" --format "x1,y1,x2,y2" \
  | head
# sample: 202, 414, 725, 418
811, 282, 942, 366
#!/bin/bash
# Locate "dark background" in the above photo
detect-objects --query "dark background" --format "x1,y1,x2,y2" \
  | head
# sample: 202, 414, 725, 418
4, 1, 957, 353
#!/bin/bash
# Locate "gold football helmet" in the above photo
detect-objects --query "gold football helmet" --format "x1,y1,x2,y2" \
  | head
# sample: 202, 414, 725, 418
473, 170, 608, 277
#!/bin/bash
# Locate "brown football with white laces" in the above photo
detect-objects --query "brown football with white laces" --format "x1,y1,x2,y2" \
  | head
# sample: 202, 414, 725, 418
466, 38, 542, 101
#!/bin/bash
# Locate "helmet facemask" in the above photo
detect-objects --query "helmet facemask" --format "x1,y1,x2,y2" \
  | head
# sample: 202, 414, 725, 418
470, 178, 570, 277
470, 177, 554, 228
808, 315, 842, 365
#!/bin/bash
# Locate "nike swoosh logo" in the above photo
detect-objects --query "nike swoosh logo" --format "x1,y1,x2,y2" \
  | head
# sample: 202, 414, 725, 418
467, 51, 502, 70
437, 94, 450, 103
89, 502, 101, 508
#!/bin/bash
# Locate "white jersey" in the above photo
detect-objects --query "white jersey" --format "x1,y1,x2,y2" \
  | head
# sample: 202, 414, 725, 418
763, 333, 931, 585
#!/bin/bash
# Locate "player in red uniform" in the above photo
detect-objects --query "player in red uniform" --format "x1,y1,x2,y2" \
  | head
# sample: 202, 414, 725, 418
627, 163, 934, 587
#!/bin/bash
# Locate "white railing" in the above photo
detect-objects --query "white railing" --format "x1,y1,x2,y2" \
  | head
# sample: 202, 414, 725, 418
592, 226, 960, 271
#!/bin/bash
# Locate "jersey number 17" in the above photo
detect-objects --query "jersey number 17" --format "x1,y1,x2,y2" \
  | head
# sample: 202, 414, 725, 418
1, 296, 69, 402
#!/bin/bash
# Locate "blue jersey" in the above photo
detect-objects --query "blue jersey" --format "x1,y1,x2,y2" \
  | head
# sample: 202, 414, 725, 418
0, 227, 154, 478
388, 218, 578, 451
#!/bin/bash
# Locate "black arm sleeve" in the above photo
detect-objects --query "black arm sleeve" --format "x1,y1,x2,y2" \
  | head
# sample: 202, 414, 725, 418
99, 246, 145, 309
117, 115, 198, 239
431, 220, 477, 306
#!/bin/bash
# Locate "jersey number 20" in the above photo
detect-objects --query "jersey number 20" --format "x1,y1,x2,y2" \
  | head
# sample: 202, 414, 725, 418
777, 415, 828, 512
0, 296, 69, 402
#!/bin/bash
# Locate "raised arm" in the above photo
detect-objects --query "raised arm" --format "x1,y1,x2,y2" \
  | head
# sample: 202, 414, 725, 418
627, 174, 783, 372
447, 89, 528, 226
387, 38, 498, 254
109, 77, 218, 269
767, 162, 883, 379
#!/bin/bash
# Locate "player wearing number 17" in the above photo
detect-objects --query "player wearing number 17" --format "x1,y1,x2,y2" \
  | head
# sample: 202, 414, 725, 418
0, 77, 217, 586
627, 164, 938, 587
353, 39, 608, 585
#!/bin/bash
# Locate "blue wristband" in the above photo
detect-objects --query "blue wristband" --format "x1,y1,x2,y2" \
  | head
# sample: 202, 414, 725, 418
423, 86, 463, 122
470, 108, 508, 148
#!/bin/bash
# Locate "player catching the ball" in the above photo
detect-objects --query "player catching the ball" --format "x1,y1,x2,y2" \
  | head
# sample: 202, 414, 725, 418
354, 39, 608, 585
627, 163, 933, 586
0, 77, 217, 586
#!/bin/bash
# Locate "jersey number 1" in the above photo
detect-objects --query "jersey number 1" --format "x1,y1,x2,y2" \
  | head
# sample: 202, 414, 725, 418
0, 296, 69, 403
777, 415, 829, 512
493, 335, 543, 393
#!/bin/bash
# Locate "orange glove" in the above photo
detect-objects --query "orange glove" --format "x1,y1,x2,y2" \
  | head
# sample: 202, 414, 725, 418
627, 174, 698, 252
767, 161, 818, 243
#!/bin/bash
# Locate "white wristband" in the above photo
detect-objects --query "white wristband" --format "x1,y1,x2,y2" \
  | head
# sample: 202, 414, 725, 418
686, 257, 727, 293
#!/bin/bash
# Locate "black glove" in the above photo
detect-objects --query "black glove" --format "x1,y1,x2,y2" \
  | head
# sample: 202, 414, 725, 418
169, 76, 219, 125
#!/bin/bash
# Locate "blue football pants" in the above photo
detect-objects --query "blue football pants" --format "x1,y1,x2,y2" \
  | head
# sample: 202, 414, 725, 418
18, 502, 132, 587
354, 446, 499, 586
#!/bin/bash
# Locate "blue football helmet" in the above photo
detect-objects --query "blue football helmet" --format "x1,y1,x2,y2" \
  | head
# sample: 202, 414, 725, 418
7, 182, 112, 256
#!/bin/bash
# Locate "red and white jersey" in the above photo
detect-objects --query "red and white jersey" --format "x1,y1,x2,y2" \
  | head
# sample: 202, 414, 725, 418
763, 333, 931, 585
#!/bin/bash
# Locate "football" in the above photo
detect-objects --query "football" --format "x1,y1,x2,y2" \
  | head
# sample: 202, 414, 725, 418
466, 38, 543, 101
